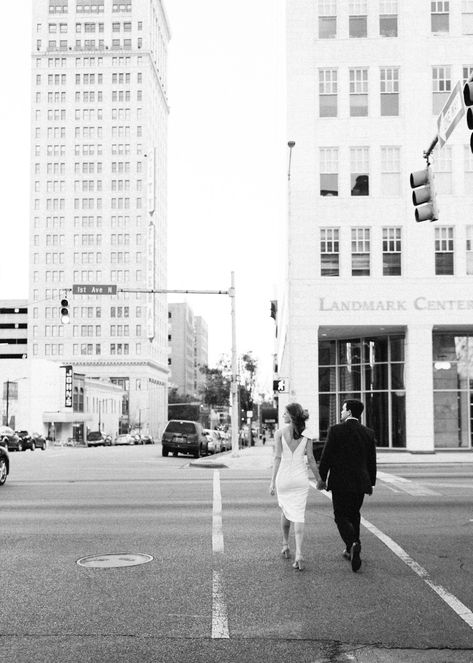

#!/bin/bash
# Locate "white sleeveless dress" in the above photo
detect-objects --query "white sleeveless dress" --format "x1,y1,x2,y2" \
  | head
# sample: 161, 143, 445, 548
276, 427, 309, 523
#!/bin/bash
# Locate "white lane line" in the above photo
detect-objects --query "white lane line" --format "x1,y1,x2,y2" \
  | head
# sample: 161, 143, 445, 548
310, 483, 473, 631
212, 470, 229, 639
212, 570, 230, 639
212, 469, 224, 553
377, 470, 440, 496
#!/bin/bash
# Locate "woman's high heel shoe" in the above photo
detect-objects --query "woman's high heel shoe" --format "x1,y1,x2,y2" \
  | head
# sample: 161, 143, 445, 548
292, 557, 304, 571
281, 544, 290, 559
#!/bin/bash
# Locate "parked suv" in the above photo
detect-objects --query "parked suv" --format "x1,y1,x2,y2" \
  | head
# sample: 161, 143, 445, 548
0, 426, 21, 452
161, 420, 208, 458
86, 431, 112, 447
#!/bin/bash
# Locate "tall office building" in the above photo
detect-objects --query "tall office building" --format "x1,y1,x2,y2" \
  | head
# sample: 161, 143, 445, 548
281, 1, 473, 452
29, 0, 170, 437
168, 303, 208, 397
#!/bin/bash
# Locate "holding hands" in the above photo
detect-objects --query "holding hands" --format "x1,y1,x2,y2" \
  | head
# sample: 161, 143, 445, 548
269, 480, 275, 496
316, 478, 326, 491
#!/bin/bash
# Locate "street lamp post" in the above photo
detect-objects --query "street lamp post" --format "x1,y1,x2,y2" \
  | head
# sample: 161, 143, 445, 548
287, 141, 295, 399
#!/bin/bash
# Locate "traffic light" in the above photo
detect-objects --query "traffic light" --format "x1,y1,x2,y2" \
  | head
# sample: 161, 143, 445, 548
60, 298, 70, 324
410, 166, 439, 222
463, 74, 473, 152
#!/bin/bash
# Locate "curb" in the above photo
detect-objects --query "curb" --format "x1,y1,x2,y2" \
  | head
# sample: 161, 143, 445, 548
189, 461, 229, 469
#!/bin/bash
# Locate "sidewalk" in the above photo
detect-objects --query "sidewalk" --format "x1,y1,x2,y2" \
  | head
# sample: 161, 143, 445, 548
189, 442, 473, 470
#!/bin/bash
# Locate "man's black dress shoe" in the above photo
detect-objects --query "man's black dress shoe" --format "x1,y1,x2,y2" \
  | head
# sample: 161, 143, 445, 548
342, 549, 351, 560
351, 542, 361, 572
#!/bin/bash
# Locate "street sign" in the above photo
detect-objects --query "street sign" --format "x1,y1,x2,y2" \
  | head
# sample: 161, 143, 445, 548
72, 284, 117, 295
273, 378, 288, 393
437, 81, 464, 148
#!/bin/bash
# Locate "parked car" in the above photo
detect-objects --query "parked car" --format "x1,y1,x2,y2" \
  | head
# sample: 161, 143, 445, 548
86, 431, 112, 447
0, 426, 22, 452
0, 445, 10, 486
161, 420, 209, 458
141, 435, 154, 445
130, 433, 143, 445
31, 433, 47, 450
204, 429, 222, 454
113, 433, 135, 446
15, 430, 41, 451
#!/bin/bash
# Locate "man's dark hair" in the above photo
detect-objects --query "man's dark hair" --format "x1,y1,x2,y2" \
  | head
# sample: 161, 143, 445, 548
344, 399, 364, 419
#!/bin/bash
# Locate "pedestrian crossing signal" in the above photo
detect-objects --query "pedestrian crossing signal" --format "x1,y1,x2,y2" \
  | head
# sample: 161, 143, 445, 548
273, 378, 288, 393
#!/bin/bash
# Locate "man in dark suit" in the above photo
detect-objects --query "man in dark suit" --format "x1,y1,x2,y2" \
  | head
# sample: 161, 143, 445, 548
317, 399, 377, 572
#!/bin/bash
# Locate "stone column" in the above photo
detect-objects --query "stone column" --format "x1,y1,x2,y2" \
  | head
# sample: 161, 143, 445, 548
405, 324, 434, 452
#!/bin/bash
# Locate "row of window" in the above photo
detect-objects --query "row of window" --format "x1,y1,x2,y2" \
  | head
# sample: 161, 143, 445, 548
48, 2, 132, 15
32, 343, 139, 358
39, 38, 143, 50
39, 306, 139, 318
319, 226, 470, 277
35, 127, 143, 139
318, 145, 473, 197
32, 324, 143, 336
44, 20, 142, 32
33, 198, 144, 210
36, 161, 141, 174
36, 109, 142, 121
32, 215, 143, 230
317, 1, 471, 39
33, 269, 146, 282
318, 66, 473, 118
36, 144, 143, 156
36, 91, 142, 102
36, 72, 143, 85
35, 180, 144, 192
36, 56, 140, 67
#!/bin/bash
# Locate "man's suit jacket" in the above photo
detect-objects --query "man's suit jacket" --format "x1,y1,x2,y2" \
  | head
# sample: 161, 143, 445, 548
319, 419, 377, 494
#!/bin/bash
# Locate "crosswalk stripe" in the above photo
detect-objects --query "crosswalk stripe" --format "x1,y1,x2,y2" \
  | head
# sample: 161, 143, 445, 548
212, 470, 229, 639
377, 470, 440, 496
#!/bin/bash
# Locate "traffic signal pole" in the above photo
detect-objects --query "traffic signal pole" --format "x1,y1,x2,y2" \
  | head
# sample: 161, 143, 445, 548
118, 271, 240, 457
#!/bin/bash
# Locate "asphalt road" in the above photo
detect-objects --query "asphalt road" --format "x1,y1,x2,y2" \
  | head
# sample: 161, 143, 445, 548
1, 445, 473, 663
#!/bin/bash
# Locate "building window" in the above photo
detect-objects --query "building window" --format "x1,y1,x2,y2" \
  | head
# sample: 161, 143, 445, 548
465, 146, 473, 191
431, 1, 449, 33
381, 146, 400, 195
318, 0, 337, 38
350, 147, 369, 195
349, 68, 368, 116
349, 0, 367, 37
320, 147, 339, 196
433, 333, 473, 448
382, 227, 401, 275
320, 228, 340, 276
380, 68, 399, 116
351, 227, 370, 276
462, 0, 473, 34
379, 0, 398, 36
318, 335, 406, 447
433, 145, 452, 194
435, 226, 454, 275
466, 226, 473, 274
432, 66, 451, 114
319, 69, 337, 117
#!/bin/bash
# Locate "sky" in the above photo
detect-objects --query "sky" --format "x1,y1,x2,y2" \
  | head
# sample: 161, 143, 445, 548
0, 1, 286, 393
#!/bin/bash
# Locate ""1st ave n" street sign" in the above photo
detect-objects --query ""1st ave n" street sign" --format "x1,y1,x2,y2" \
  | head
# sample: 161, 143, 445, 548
72, 284, 117, 295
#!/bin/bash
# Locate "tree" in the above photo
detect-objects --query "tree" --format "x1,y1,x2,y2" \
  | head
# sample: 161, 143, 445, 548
199, 360, 230, 407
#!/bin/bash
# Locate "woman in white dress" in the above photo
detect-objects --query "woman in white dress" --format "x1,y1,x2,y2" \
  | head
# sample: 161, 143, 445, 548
269, 403, 322, 570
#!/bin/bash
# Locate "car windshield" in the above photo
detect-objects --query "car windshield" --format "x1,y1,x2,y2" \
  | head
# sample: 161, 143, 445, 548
87, 432, 103, 441
165, 421, 197, 434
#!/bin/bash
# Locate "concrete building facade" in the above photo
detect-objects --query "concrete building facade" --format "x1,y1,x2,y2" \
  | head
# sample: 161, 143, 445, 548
281, 1, 473, 452
29, 0, 170, 438
0, 300, 28, 360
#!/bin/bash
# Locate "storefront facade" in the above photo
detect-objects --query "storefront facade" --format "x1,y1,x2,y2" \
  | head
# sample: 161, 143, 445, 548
278, 281, 473, 452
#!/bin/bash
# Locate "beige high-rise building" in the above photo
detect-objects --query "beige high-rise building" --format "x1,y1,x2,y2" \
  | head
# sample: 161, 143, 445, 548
168, 303, 208, 397
29, 0, 170, 437
281, 1, 473, 452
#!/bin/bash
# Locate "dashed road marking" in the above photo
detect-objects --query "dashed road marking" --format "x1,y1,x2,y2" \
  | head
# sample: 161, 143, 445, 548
310, 483, 473, 632
212, 470, 229, 639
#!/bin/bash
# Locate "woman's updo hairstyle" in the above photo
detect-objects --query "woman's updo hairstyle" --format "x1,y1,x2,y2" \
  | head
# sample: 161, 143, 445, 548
286, 402, 309, 440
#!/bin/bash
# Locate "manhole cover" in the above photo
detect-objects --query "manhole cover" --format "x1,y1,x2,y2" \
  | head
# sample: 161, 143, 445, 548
77, 553, 153, 568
